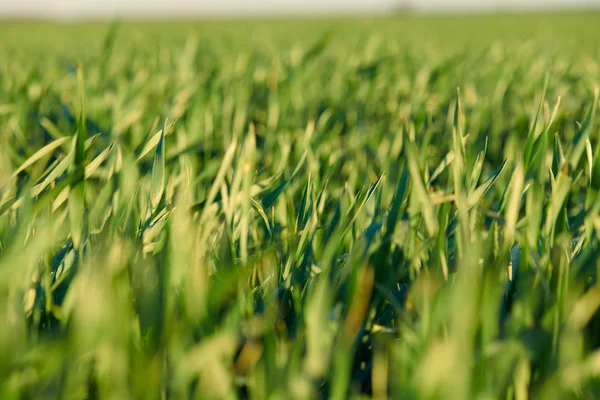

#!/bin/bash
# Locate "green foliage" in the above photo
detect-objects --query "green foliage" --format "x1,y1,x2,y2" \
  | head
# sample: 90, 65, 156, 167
2, 13, 600, 399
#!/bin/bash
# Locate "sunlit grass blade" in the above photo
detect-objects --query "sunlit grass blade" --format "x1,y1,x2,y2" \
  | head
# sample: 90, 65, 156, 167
68, 63, 88, 250
406, 140, 438, 237
568, 87, 598, 171
467, 159, 507, 208
149, 121, 167, 213
10, 137, 69, 179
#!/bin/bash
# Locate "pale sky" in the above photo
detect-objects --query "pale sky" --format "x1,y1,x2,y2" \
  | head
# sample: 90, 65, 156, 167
0, 0, 599, 18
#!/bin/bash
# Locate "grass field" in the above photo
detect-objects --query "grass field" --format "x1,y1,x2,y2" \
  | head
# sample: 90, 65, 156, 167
2, 13, 600, 399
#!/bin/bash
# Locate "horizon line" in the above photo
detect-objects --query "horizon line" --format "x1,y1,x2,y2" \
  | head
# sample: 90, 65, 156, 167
1, 5, 599, 22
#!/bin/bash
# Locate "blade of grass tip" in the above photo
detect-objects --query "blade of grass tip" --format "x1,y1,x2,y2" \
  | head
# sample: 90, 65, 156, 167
454, 87, 466, 143
468, 136, 488, 193
526, 180, 544, 249
74, 63, 86, 169
452, 88, 466, 196
290, 150, 308, 181
136, 120, 176, 163
374, 162, 409, 282
296, 173, 312, 231
343, 174, 383, 237
374, 176, 385, 219
227, 134, 246, 213
552, 132, 566, 179
568, 87, 598, 171
543, 164, 572, 245
467, 159, 508, 209
28, 173, 76, 215
427, 150, 454, 185
51, 144, 116, 210
32, 134, 100, 197
199, 132, 238, 223
84, 142, 114, 179
523, 74, 549, 167
68, 63, 87, 250
406, 139, 438, 237
88, 177, 116, 232
435, 202, 451, 280
293, 185, 317, 265
526, 122, 549, 182
386, 161, 410, 237
323, 199, 343, 246
261, 150, 307, 211
34, 155, 64, 184
530, 96, 561, 168
450, 88, 473, 258
528, 96, 561, 179
150, 121, 167, 213
504, 159, 525, 252
133, 115, 160, 152
240, 129, 256, 262
11, 137, 70, 179
548, 164, 556, 189
250, 198, 272, 238
547, 95, 562, 129
586, 136, 593, 182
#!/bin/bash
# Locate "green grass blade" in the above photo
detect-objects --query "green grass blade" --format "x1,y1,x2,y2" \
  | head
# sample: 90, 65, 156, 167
11, 137, 69, 178
150, 121, 167, 212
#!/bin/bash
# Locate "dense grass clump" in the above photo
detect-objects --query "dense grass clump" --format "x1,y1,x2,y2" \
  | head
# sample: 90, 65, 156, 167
2, 14, 600, 399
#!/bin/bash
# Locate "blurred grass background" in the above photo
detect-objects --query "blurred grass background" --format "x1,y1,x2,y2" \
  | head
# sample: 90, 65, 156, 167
2, 12, 600, 55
